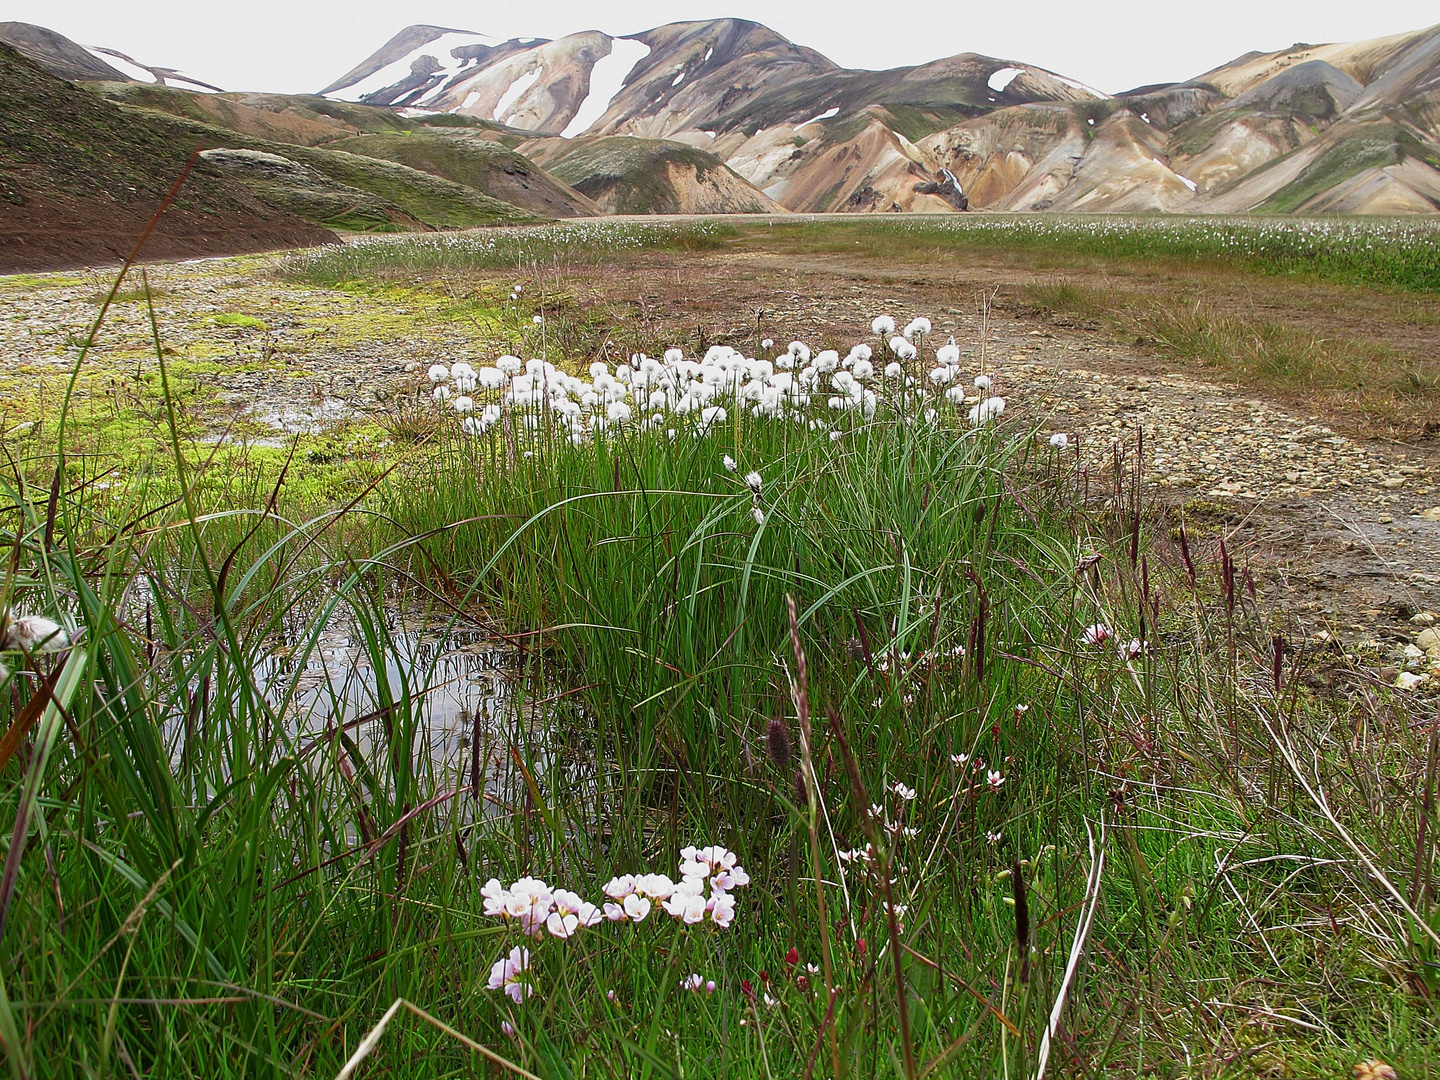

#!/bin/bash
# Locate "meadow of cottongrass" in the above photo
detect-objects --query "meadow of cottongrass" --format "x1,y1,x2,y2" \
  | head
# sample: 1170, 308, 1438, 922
1, 231, 1437, 1078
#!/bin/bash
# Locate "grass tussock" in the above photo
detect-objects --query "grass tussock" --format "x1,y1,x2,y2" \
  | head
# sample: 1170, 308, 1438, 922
1024, 277, 1440, 434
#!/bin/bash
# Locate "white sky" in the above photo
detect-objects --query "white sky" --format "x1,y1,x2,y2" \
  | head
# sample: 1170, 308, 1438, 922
8, 0, 1436, 95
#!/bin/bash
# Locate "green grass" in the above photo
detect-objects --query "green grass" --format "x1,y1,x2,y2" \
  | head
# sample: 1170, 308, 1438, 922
1, 248, 1437, 1080
281, 220, 740, 287
762, 215, 1440, 293
1261, 124, 1420, 213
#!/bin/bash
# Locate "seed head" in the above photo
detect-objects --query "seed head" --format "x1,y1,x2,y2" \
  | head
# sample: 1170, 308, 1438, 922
766, 718, 792, 770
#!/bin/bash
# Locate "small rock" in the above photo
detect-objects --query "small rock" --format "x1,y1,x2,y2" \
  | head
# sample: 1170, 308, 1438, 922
1417, 627, 1440, 652
1413, 612, 1438, 626
1381, 477, 1405, 489
1421, 507, 1440, 522
1395, 671, 1428, 691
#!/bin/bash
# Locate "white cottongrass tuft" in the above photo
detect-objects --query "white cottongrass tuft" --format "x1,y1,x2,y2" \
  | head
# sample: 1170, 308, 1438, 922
887, 336, 917, 361
871, 315, 895, 336
1, 614, 69, 653
968, 397, 1005, 425
1049, 432, 1069, 449
902, 317, 931, 340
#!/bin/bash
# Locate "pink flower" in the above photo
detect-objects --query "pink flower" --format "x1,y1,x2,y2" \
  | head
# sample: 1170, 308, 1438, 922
487, 946, 531, 1003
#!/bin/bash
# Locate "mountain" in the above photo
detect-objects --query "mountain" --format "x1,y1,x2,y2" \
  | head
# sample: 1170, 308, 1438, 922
3, 15, 1437, 233
321, 18, 1440, 216
520, 135, 784, 213
0, 20, 220, 92
0, 42, 332, 273
96, 82, 601, 218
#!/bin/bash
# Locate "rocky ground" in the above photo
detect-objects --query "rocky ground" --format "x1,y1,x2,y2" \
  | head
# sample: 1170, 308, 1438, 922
2, 240, 1437, 690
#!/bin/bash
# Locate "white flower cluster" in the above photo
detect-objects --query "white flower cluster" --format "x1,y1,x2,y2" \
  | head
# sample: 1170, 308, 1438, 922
481, 876, 603, 939
603, 844, 750, 928
481, 845, 750, 1003
483, 846, 754, 944
416, 315, 1012, 445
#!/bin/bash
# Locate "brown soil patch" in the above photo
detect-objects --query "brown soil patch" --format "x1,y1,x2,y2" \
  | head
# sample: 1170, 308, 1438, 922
0, 192, 338, 274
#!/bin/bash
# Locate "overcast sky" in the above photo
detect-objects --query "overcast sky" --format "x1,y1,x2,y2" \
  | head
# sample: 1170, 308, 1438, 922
8, 0, 1437, 95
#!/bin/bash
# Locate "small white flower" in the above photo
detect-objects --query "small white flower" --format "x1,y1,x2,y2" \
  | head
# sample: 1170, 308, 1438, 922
1049, 432, 1069, 450
892, 781, 917, 801
722, 454, 737, 472
751, 506, 766, 526
532, 315, 543, 325
427, 364, 449, 383
871, 315, 896, 336
973, 374, 991, 391
761, 338, 775, 350
1081, 624, 1111, 647
987, 770, 1005, 791
452, 395, 474, 414
950, 753, 969, 766
432, 385, 451, 402
745, 470, 762, 493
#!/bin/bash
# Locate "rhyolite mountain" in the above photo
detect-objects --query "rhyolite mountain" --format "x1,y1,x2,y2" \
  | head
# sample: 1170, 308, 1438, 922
320, 17, 1440, 214
4, 16, 1439, 220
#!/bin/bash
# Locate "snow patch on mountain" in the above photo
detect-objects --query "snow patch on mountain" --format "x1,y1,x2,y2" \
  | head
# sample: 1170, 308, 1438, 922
328, 31, 496, 101
84, 47, 153, 82
987, 67, 1024, 92
559, 38, 650, 138
493, 67, 541, 122
84, 46, 219, 92
798, 106, 838, 128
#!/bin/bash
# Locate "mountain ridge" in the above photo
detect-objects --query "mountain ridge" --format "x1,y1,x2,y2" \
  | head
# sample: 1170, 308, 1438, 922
3, 16, 1438, 222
